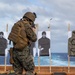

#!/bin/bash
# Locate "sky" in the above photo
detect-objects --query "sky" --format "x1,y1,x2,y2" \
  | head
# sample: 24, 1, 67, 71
0, 0, 75, 53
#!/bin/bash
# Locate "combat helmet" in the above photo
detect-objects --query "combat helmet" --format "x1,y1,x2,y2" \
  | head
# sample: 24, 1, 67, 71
23, 12, 36, 22
72, 30, 75, 37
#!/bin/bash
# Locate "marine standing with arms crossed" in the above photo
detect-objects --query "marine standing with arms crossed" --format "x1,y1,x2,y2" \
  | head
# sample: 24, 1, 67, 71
8, 12, 37, 75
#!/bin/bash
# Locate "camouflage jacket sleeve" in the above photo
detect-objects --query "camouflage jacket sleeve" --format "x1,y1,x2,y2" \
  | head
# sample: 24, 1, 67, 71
25, 24, 37, 42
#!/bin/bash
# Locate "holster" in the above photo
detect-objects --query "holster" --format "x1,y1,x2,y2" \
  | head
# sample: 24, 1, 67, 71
9, 48, 14, 64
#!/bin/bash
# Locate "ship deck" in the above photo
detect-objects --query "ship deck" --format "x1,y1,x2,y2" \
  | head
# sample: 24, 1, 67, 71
0, 66, 75, 75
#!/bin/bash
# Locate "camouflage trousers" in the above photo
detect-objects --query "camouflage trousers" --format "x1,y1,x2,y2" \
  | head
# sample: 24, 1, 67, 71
12, 46, 35, 75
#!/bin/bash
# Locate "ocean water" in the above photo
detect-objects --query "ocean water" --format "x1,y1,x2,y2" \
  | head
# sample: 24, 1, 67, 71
0, 53, 75, 66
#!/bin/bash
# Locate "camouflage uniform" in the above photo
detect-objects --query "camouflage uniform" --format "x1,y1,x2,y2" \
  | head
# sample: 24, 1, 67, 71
12, 19, 37, 75
68, 30, 75, 56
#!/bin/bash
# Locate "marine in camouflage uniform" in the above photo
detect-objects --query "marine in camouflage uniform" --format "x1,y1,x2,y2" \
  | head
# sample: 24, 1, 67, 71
68, 30, 75, 56
10, 12, 37, 75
